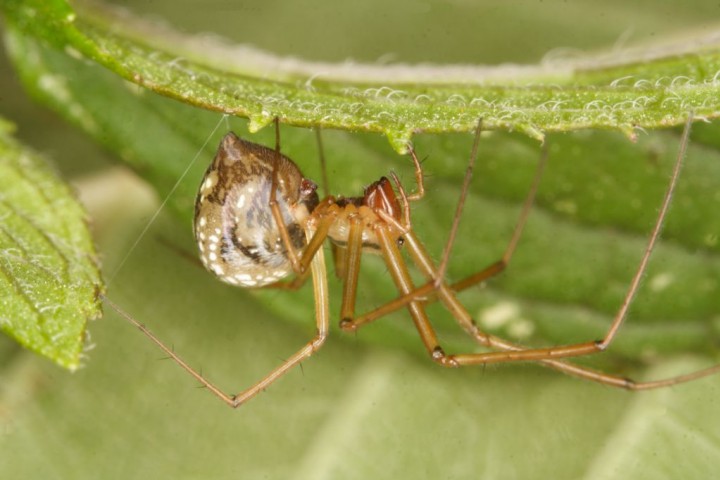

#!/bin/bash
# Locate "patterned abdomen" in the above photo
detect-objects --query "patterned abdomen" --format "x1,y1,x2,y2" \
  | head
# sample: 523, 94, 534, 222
194, 133, 318, 287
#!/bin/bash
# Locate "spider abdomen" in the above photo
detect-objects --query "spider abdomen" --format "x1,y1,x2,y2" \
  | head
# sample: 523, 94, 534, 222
194, 132, 318, 287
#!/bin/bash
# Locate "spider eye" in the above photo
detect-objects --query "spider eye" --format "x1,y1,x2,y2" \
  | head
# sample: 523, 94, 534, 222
397, 237, 405, 247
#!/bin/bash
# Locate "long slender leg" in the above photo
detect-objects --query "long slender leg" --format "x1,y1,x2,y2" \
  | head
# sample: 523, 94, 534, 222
332, 240, 347, 281
104, 225, 331, 408
339, 215, 364, 324
315, 127, 351, 282
341, 131, 547, 331
375, 226, 452, 363
377, 225, 592, 370
449, 139, 548, 293
268, 126, 336, 280
405, 116, 720, 387
315, 128, 330, 198
274, 117, 281, 152
267, 121, 323, 277
363, 114, 720, 388
418, 113, 697, 364
357, 117, 517, 327
269, 161, 305, 273
395, 219, 720, 388
434, 118, 484, 285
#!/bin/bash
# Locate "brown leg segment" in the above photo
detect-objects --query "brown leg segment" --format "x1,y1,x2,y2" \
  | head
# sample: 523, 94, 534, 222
339, 215, 364, 324
356, 114, 720, 389
408, 115, 720, 388
405, 144, 426, 202
375, 226, 450, 364
434, 119, 484, 285
342, 126, 547, 330
268, 121, 330, 278
314, 127, 330, 198
450, 138, 548, 293
104, 225, 331, 408
263, 213, 336, 291
404, 221, 720, 388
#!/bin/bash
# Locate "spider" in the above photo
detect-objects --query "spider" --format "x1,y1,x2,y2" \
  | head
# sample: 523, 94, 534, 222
106, 114, 720, 408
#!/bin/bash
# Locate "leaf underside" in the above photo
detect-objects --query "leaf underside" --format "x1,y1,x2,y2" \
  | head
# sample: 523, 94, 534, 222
0, 121, 102, 370
4, 0, 720, 152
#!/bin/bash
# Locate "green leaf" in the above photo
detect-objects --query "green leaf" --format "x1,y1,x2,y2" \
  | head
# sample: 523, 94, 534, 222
0, 120, 102, 370
4, 0, 720, 150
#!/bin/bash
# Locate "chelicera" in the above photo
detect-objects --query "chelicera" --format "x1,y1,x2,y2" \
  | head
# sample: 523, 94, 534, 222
108, 115, 720, 408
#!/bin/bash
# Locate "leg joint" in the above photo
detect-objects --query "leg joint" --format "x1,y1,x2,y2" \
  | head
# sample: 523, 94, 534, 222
339, 317, 357, 332
311, 333, 327, 352
431, 346, 459, 368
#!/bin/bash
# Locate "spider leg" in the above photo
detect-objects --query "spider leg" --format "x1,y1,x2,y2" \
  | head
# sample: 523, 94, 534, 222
313, 127, 350, 281
357, 114, 720, 389
387, 135, 433, 230
314, 127, 330, 198
394, 212, 720, 389
269, 156, 305, 273
435, 119, 547, 291
342, 124, 547, 330
267, 122, 333, 279
375, 226, 454, 365
405, 115, 720, 388
428, 113, 698, 364
449, 137, 548, 293
339, 215, 364, 324
263, 213, 335, 290
331, 242, 347, 281
344, 120, 486, 330
103, 224, 331, 408
405, 143, 426, 202
541, 357, 720, 390
433, 118, 484, 285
